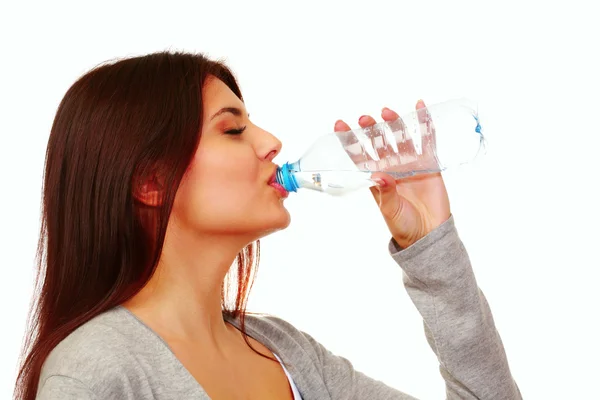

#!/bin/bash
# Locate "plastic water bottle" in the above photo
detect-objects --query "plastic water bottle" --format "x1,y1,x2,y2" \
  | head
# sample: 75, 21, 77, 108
275, 98, 485, 196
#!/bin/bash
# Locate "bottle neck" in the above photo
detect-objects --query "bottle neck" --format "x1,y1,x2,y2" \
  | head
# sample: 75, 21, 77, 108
276, 162, 300, 192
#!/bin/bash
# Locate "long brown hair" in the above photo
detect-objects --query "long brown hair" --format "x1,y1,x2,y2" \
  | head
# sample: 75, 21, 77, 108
14, 51, 270, 400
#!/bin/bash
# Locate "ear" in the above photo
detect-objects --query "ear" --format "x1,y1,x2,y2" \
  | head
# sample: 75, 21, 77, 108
133, 173, 165, 207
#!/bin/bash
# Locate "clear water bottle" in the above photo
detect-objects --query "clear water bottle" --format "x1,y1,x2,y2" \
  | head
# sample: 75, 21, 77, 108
275, 98, 486, 196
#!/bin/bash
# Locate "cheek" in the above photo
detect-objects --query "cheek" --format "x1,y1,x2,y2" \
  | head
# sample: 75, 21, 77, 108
194, 146, 260, 197
173, 145, 263, 230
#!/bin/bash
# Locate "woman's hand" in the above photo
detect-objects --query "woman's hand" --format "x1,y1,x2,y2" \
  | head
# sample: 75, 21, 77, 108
334, 100, 451, 249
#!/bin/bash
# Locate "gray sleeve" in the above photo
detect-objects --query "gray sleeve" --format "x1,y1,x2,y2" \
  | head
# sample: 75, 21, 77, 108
390, 214, 522, 400
300, 331, 419, 399
36, 375, 97, 400
292, 215, 519, 399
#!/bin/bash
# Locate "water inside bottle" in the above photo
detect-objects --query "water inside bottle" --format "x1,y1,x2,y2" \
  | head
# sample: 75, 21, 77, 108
291, 165, 442, 196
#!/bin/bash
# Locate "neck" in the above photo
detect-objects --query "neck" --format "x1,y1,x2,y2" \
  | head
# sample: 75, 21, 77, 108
123, 228, 254, 352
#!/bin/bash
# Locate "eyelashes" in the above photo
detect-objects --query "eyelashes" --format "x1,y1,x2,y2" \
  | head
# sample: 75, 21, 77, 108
224, 126, 247, 135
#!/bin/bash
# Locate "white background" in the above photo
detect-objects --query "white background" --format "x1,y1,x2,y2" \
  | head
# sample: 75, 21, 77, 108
1, 1, 599, 398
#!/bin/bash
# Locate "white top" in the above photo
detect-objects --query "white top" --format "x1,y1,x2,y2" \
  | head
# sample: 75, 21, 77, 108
274, 353, 302, 399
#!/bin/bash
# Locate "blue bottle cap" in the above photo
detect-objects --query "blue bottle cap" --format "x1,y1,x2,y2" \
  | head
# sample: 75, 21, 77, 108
276, 162, 299, 192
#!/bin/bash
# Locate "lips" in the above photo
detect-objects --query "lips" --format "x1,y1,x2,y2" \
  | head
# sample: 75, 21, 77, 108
268, 169, 289, 198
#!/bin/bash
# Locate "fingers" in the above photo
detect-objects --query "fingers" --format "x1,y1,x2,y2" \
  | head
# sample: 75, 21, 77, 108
381, 106, 417, 172
333, 103, 419, 173
369, 171, 404, 221
334, 119, 371, 166
416, 99, 438, 156
358, 115, 377, 128
335, 115, 378, 167
416, 99, 426, 119
370, 171, 396, 187
381, 107, 400, 122
335, 106, 402, 131
358, 114, 387, 167
334, 119, 351, 132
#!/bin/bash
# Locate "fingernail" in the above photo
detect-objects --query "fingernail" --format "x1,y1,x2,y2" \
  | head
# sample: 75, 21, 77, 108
335, 120, 347, 130
372, 178, 386, 187
382, 107, 390, 112
359, 115, 369, 124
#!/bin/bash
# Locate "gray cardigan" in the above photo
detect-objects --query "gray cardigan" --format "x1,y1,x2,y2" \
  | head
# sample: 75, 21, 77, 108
37, 216, 522, 399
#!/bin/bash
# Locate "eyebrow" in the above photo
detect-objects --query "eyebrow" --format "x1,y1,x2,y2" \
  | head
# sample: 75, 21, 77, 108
209, 107, 249, 121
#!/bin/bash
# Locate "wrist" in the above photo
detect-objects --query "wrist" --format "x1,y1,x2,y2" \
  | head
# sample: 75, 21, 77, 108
392, 213, 453, 251
392, 235, 419, 250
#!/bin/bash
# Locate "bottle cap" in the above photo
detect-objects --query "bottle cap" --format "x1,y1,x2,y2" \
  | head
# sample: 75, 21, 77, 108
276, 162, 299, 192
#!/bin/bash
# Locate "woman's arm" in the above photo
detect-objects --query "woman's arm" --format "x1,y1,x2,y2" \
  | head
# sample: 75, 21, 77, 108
295, 102, 521, 399
292, 216, 521, 400
391, 215, 521, 399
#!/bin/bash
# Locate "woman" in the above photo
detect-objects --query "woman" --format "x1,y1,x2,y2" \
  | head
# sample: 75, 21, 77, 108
15, 51, 521, 399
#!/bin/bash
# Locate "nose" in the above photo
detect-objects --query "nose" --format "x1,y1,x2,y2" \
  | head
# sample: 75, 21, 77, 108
255, 127, 282, 162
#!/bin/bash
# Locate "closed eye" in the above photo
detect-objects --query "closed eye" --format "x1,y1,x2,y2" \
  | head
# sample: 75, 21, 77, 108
224, 126, 247, 135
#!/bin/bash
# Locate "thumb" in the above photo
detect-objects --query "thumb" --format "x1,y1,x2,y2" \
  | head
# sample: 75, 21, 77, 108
370, 172, 403, 220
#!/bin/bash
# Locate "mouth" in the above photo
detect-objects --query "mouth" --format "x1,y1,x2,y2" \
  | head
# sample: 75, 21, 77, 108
268, 169, 289, 198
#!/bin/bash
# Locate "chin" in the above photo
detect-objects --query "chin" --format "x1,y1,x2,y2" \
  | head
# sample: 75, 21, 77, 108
255, 209, 291, 240
269, 208, 292, 231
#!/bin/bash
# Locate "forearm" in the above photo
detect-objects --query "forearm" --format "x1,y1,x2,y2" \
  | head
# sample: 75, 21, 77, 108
390, 215, 521, 400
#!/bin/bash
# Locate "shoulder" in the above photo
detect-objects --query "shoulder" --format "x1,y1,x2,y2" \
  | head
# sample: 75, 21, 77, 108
42, 307, 134, 373
231, 312, 307, 341
243, 312, 303, 336
227, 312, 331, 363
39, 307, 160, 396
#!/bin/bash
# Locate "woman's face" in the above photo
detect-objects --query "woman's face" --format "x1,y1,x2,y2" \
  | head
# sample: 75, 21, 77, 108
171, 77, 290, 242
